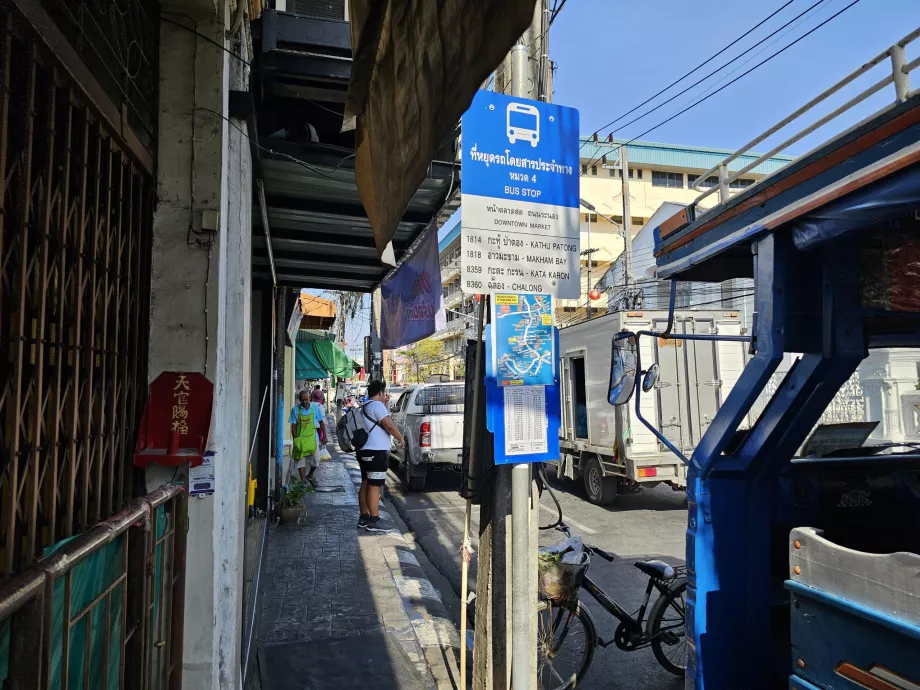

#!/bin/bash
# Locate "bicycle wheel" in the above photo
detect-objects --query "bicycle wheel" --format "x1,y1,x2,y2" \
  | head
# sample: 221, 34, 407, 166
536, 599, 597, 690
647, 577, 689, 676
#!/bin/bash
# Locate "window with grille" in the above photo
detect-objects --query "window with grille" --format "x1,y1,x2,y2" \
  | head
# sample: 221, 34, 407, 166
652, 171, 684, 188
289, 0, 347, 19
687, 174, 719, 188
730, 178, 755, 190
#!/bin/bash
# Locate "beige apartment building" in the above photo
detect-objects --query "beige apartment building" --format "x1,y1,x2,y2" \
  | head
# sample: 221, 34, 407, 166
434, 137, 794, 364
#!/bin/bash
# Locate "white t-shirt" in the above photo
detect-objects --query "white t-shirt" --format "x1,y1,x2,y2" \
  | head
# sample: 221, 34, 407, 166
361, 400, 392, 451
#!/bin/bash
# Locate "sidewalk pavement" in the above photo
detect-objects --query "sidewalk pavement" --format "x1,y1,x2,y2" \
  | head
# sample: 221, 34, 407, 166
255, 438, 462, 689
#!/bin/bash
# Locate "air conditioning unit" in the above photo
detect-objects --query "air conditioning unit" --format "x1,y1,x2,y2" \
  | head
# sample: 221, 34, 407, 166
287, 0, 348, 20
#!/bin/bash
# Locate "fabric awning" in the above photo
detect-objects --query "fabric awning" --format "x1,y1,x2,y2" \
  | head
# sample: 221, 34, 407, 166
312, 339, 358, 379
295, 330, 358, 380
295, 341, 328, 380
344, 0, 537, 261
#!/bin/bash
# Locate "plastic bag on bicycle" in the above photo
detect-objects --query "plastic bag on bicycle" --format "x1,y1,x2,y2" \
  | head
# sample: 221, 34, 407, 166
538, 536, 590, 604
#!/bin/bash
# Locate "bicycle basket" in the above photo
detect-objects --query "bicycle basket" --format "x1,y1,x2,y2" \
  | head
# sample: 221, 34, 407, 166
538, 553, 590, 604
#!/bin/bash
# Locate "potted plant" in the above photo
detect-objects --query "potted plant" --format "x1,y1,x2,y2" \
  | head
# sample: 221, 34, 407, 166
277, 479, 312, 524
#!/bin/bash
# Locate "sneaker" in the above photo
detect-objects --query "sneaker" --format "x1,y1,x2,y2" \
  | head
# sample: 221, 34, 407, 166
363, 516, 383, 531
357, 513, 370, 528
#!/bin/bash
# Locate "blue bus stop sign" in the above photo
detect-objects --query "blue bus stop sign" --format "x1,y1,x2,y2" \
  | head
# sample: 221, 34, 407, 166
461, 91, 580, 298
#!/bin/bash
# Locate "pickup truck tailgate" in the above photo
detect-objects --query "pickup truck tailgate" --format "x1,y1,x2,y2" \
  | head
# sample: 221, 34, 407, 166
428, 414, 464, 449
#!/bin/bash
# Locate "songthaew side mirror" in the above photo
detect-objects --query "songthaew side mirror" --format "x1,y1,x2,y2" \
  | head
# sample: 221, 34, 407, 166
608, 332, 637, 406
642, 363, 660, 393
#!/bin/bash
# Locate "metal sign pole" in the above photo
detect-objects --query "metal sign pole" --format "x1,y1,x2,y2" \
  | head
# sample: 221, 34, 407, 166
461, 294, 486, 690
460, 37, 579, 688
509, 40, 533, 690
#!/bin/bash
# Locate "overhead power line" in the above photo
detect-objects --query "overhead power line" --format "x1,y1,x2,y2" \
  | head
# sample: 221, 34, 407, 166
580, 0, 861, 176
578, 0, 796, 153
584, 0, 827, 168
618, 0, 861, 148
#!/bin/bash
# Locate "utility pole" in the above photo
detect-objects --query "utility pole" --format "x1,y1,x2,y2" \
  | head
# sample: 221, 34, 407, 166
509, 40, 532, 690
369, 288, 383, 381
620, 146, 634, 298
473, 5, 546, 686
585, 210, 592, 319
583, 247, 598, 319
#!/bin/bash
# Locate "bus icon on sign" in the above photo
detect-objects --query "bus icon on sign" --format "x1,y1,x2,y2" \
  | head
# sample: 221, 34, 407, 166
507, 102, 540, 147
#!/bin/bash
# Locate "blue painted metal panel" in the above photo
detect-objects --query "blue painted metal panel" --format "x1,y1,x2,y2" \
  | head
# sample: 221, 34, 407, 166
685, 239, 866, 689
787, 581, 920, 689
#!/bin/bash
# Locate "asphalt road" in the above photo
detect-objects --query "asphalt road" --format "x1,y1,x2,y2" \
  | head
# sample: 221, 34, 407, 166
385, 465, 688, 690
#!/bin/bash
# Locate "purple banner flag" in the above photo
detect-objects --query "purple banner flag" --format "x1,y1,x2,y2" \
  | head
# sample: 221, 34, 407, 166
380, 227, 446, 349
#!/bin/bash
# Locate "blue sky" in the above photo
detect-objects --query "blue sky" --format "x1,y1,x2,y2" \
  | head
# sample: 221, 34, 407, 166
337, 0, 920, 347
551, 0, 919, 153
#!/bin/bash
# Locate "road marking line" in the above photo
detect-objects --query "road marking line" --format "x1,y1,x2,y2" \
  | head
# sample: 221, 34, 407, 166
539, 504, 597, 534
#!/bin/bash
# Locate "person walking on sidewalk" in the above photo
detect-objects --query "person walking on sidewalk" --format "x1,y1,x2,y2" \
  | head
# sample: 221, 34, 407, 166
357, 380, 404, 530
310, 384, 325, 405
290, 389, 327, 486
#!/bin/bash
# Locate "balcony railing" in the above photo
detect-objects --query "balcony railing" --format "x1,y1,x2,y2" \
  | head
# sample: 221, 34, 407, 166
690, 28, 920, 212
0, 483, 187, 690
440, 258, 461, 281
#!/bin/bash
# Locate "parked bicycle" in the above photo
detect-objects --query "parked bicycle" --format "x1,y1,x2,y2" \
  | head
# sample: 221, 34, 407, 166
536, 523, 688, 689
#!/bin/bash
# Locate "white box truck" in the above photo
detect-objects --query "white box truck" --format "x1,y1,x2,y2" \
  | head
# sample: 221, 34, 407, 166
557, 309, 748, 504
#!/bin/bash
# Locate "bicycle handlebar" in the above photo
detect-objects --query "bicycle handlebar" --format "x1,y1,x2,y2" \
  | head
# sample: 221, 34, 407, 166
555, 524, 615, 562
587, 545, 614, 562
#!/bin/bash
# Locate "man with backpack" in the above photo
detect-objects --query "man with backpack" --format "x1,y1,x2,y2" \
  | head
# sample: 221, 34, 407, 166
352, 380, 403, 530
290, 389, 327, 486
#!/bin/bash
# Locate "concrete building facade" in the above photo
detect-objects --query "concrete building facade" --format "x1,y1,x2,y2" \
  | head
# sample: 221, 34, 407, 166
433, 137, 793, 354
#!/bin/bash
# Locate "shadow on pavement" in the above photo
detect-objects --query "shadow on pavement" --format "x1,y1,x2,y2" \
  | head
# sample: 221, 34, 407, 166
544, 473, 688, 513
251, 441, 459, 690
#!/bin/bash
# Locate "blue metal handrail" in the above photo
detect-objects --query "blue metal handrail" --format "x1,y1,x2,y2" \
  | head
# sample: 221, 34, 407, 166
628, 280, 752, 472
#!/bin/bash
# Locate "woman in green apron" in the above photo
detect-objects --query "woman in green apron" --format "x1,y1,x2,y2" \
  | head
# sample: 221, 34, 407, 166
290, 389, 327, 485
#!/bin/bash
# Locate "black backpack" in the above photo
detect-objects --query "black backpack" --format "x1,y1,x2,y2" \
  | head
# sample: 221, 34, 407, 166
336, 404, 381, 452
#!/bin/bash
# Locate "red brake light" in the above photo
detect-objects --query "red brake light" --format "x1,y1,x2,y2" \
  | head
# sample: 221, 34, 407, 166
420, 421, 431, 447
637, 467, 657, 478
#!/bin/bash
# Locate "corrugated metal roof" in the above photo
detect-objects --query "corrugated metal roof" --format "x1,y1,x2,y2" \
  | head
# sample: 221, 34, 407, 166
439, 222, 461, 254
579, 138, 794, 176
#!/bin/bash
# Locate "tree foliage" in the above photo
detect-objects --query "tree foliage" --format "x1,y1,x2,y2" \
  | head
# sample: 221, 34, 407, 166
402, 338, 446, 383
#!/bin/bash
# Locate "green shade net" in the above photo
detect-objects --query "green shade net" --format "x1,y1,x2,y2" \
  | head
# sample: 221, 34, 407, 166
312, 339, 356, 379
0, 505, 170, 690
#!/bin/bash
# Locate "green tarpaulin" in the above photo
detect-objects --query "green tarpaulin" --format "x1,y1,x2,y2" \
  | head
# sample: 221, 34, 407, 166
313, 339, 357, 379
295, 332, 358, 381
295, 340, 327, 380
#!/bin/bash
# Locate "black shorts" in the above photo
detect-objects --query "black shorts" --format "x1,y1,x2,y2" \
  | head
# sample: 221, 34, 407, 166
358, 449, 389, 486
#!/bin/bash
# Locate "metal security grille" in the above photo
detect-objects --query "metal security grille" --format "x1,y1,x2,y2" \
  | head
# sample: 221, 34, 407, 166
37, 0, 159, 150
0, 8, 154, 576
289, 0, 346, 20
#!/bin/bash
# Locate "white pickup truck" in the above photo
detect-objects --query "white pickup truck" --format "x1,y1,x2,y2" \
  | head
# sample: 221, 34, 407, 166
389, 382, 465, 491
